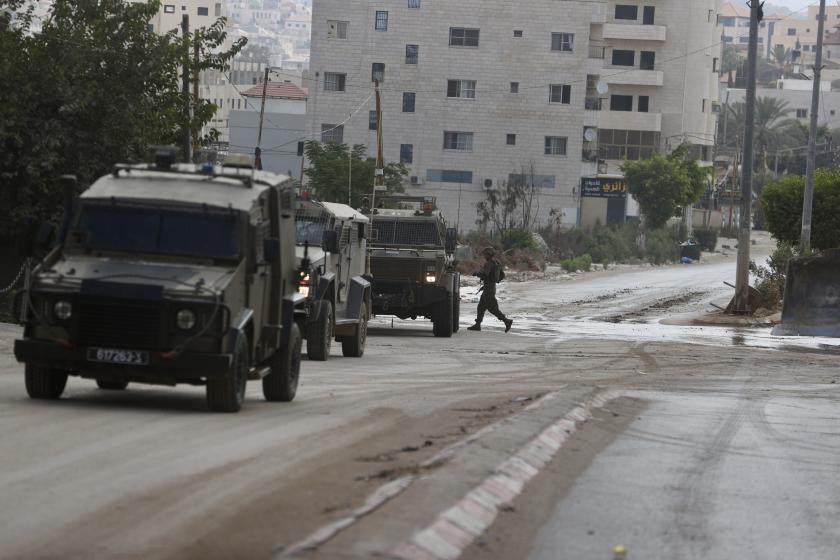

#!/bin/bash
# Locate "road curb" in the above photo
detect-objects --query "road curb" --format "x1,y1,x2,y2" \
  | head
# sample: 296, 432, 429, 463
390, 390, 622, 560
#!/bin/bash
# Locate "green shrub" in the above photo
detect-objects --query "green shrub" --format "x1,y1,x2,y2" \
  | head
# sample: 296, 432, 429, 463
560, 254, 592, 272
644, 225, 682, 265
761, 168, 840, 250
693, 228, 718, 251
749, 242, 797, 307
500, 228, 538, 251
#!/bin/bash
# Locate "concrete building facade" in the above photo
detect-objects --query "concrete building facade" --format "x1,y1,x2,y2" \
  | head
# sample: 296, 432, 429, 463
308, 0, 721, 231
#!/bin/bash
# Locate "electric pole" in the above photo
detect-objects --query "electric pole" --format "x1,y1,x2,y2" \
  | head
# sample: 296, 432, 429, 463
732, 0, 760, 314
192, 31, 200, 162
372, 80, 385, 207
802, 0, 827, 254
255, 67, 270, 171
181, 15, 192, 163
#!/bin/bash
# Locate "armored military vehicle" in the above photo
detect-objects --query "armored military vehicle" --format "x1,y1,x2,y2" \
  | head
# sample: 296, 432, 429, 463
295, 199, 370, 360
367, 196, 460, 337
13, 149, 304, 413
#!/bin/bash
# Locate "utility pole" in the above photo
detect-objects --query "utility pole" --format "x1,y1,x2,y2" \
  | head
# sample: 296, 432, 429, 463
802, 0, 827, 254
732, 0, 760, 314
192, 31, 200, 162
371, 80, 385, 208
181, 15, 192, 163
255, 67, 270, 170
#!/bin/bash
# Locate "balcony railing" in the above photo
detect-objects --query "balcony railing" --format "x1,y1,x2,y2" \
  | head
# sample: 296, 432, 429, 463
588, 44, 606, 59
585, 97, 602, 110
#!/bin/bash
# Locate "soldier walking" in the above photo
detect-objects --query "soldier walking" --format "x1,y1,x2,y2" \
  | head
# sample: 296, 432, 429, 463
468, 247, 513, 332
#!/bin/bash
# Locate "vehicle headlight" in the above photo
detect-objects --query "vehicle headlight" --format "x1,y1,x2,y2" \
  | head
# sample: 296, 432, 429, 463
424, 274, 437, 284
298, 285, 310, 297
176, 309, 197, 330
53, 300, 72, 321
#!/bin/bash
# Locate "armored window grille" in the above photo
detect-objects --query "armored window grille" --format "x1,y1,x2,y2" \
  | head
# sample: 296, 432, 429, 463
375, 11, 388, 31
406, 44, 419, 64
324, 72, 346, 91
372, 62, 385, 82
321, 124, 344, 144
371, 221, 441, 246
295, 210, 332, 246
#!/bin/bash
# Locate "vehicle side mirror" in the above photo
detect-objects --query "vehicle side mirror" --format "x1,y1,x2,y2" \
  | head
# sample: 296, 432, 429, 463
263, 237, 281, 263
445, 227, 458, 253
17, 218, 57, 259
358, 222, 367, 240
322, 229, 339, 254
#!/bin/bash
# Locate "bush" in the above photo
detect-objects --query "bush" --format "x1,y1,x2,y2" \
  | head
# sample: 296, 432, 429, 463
693, 228, 718, 251
560, 254, 592, 272
761, 168, 840, 250
645, 225, 682, 265
749, 242, 798, 307
500, 228, 538, 251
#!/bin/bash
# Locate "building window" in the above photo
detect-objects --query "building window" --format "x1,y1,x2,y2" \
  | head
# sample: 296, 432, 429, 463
369, 111, 378, 131
509, 173, 556, 189
408, 0, 420, 8
544, 136, 568, 156
214, 3, 221, 16
549, 84, 571, 104
506, 134, 516, 146
375, 11, 388, 31
610, 95, 634, 111
400, 144, 414, 163
449, 27, 480, 47
406, 44, 419, 64
447, 79, 476, 99
513, 30, 523, 37
321, 124, 344, 144
426, 169, 473, 183
713, 57, 719, 72
643, 6, 655, 25
197, 6, 208, 15
615, 5, 638, 20
371, 63, 385, 82
640, 51, 656, 70
832, 110, 836, 116
599, 129, 659, 160
324, 72, 346, 91
551, 32, 574, 52
510, 82, 519, 93
788, 28, 796, 36
796, 108, 808, 118
402, 92, 416, 112
327, 20, 348, 39
701, 99, 706, 112
611, 49, 635, 66
164, 4, 175, 13
443, 131, 474, 151
638, 96, 649, 112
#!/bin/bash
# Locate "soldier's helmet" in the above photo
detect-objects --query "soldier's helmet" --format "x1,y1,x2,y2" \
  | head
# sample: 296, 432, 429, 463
482, 247, 495, 258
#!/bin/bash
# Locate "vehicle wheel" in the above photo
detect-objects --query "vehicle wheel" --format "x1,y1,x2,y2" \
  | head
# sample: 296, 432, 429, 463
432, 295, 454, 338
207, 332, 249, 413
452, 277, 461, 333
96, 380, 129, 390
263, 323, 302, 402
306, 300, 333, 361
25, 364, 69, 400
341, 303, 367, 357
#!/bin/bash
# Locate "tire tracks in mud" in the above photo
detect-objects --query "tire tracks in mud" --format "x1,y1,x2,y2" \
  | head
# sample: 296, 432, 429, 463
600, 290, 711, 324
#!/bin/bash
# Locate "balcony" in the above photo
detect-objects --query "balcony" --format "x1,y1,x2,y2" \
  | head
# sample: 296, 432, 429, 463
603, 22, 667, 42
603, 68, 664, 87
598, 110, 661, 132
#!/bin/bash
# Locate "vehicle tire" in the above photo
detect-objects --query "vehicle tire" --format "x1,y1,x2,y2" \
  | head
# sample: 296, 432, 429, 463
432, 294, 454, 338
263, 323, 302, 402
306, 299, 333, 361
96, 380, 129, 390
207, 332, 249, 413
452, 277, 461, 333
25, 364, 69, 400
341, 303, 367, 357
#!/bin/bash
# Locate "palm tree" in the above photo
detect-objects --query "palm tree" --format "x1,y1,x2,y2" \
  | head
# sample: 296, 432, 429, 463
770, 45, 792, 78
721, 97, 794, 172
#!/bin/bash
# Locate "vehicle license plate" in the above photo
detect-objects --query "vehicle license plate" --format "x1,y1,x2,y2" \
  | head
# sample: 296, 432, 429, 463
87, 347, 149, 365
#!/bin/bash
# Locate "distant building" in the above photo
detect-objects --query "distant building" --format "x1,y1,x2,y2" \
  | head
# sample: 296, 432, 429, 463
229, 82, 308, 178
148, 0, 225, 34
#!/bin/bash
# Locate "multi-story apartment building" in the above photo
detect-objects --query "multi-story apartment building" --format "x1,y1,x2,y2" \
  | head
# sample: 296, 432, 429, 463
771, 4, 840, 67
719, 1, 777, 59
148, 0, 225, 34
308, 0, 721, 231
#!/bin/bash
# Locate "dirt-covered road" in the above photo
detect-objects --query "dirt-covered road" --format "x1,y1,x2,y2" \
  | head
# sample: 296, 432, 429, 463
1, 239, 837, 559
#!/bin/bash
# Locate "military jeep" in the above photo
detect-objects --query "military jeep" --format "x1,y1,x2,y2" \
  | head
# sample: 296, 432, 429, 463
295, 199, 371, 360
13, 150, 305, 413
367, 196, 460, 337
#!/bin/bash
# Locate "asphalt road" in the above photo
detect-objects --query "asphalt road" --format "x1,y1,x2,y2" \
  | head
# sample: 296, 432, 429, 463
1, 241, 838, 559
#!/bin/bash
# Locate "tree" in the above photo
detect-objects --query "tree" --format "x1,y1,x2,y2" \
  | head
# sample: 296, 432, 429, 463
302, 141, 407, 208
770, 45, 793, 78
238, 42, 272, 65
0, 0, 245, 239
761, 169, 840, 250
719, 97, 795, 172
476, 161, 544, 235
622, 145, 709, 229
721, 45, 740, 74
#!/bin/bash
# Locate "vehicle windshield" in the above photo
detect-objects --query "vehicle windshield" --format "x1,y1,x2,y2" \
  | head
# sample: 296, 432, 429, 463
72, 203, 242, 260
296, 215, 329, 246
371, 219, 442, 247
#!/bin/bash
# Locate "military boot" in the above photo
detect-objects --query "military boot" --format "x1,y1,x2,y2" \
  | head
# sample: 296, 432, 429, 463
504, 318, 513, 332
467, 323, 481, 331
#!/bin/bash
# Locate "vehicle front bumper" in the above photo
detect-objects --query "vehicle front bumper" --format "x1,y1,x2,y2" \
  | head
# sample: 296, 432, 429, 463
371, 278, 447, 314
14, 339, 231, 379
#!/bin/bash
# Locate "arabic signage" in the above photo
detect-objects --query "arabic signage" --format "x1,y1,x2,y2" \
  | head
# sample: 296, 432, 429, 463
581, 177, 627, 199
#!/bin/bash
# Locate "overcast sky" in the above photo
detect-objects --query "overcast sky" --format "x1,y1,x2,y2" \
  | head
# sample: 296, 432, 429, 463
772, 0, 832, 11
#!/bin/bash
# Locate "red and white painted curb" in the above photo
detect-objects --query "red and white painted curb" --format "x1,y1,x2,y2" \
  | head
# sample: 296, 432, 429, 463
390, 390, 622, 560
